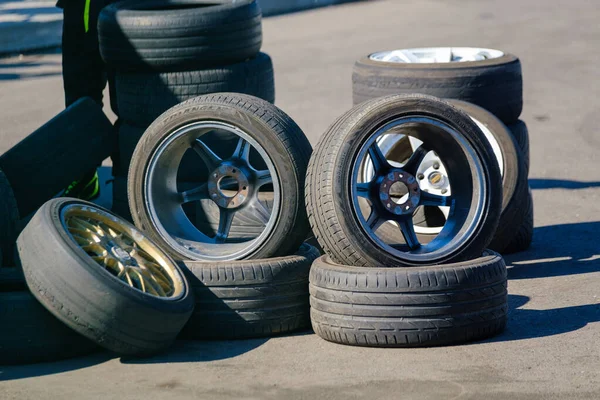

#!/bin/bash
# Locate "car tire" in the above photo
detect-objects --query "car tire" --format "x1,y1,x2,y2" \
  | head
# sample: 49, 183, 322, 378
17, 198, 195, 356
0, 291, 98, 365
98, 0, 262, 72
179, 243, 319, 339
128, 93, 313, 261
0, 98, 114, 217
502, 188, 534, 254
306, 94, 502, 267
352, 49, 522, 124
309, 252, 508, 347
507, 120, 530, 171
116, 53, 275, 127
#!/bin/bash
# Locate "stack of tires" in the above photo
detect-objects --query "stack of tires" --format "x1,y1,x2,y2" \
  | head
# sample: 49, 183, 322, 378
97, 0, 275, 221
125, 93, 319, 339
306, 94, 510, 347
351, 47, 532, 254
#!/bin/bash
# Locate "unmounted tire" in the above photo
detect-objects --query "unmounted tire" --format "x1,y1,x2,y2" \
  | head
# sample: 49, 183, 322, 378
99, 0, 262, 71
18, 198, 194, 356
179, 243, 319, 339
309, 252, 508, 347
0, 97, 114, 217
352, 49, 522, 124
129, 93, 313, 261
0, 291, 98, 365
116, 53, 275, 127
502, 188, 534, 254
508, 120, 530, 171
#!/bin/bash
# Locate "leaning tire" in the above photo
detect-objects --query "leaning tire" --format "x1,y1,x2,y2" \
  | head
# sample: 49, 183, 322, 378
309, 252, 508, 347
352, 48, 522, 124
0, 291, 98, 365
307, 94, 502, 267
116, 53, 275, 127
0, 98, 114, 217
507, 120, 530, 171
129, 93, 313, 261
99, 0, 262, 72
0, 169, 19, 260
502, 188, 534, 254
17, 198, 195, 356
179, 243, 319, 339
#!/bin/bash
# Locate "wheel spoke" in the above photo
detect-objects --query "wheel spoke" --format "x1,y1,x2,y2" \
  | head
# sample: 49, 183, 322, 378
420, 192, 452, 207
368, 143, 389, 174
192, 138, 222, 170
215, 209, 235, 243
365, 209, 385, 231
248, 198, 271, 225
398, 217, 420, 250
356, 182, 371, 199
232, 137, 251, 162
255, 170, 272, 188
179, 183, 209, 204
402, 145, 430, 175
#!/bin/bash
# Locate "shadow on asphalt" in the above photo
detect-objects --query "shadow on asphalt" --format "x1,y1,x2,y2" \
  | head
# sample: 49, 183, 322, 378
529, 178, 600, 190
120, 337, 269, 365
0, 57, 61, 81
488, 294, 600, 343
505, 222, 600, 280
0, 352, 113, 382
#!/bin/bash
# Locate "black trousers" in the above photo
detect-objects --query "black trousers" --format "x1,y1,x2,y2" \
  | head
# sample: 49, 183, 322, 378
61, 0, 116, 108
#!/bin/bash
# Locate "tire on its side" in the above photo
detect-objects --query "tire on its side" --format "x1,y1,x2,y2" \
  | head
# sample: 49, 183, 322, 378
179, 243, 320, 339
116, 53, 275, 127
0, 291, 98, 365
129, 93, 313, 261
352, 51, 522, 124
18, 198, 195, 356
309, 252, 508, 347
0, 98, 114, 217
99, 0, 262, 71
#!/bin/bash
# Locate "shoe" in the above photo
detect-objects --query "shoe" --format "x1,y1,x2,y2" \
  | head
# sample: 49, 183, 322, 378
62, 169, 100, 201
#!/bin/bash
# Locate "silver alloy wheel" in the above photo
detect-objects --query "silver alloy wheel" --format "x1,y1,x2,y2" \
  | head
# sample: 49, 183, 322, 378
369, 47, 504, 64
351, 116, 486, 262
360, 114, 503, 236
144, 121, 281, 261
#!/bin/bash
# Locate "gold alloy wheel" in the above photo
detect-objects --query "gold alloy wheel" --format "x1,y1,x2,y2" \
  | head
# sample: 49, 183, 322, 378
61, 204, 183, 298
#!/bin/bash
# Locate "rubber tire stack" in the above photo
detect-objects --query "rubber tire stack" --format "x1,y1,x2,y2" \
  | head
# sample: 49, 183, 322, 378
352, 48, 532, 254
306, 94, 509, 347
127, 93, 318, 339
98, 0, 275, 222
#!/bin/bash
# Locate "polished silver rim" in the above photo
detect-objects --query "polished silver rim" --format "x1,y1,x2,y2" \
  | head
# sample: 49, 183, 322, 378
360, 114, 502, 236
369, 47, 504, 63
144, 121, 281, 261
352, 116, 486, 262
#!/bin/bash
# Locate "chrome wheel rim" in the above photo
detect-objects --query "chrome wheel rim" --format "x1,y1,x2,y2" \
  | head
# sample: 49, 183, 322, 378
351, 116, 486, 262
361, 114, 503, 236
369, 47, 504, 63
144, 121, 281, 261
61, 204, 183, 298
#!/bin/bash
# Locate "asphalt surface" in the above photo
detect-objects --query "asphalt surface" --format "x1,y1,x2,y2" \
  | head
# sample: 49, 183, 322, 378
1, 0, 599, 399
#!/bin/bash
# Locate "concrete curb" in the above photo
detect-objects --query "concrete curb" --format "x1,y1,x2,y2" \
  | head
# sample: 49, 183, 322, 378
0, 0, 358, 56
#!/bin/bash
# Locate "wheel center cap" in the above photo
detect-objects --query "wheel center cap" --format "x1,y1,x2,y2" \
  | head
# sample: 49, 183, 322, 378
207, 164, 250, 209
378, 170, 421, 215
111, 246, 132, 263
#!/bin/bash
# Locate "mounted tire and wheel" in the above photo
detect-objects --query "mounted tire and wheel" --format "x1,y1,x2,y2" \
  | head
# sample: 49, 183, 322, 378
180, 243, 320, 339
17, 198, 195, 356
306, 94, 502, 268
99, 0, 262, 72
128, 93, 313, 261
309, 251, 508, 347
352, 47, 522, 124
